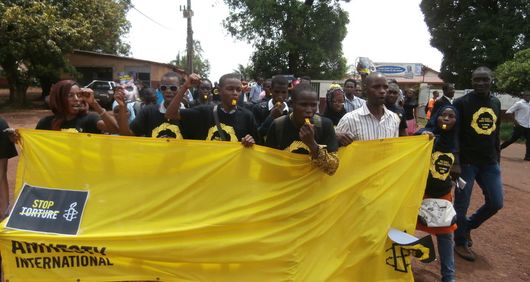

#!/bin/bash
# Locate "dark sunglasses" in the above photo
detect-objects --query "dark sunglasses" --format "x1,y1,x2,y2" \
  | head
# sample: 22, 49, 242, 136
160, 85, 178, 91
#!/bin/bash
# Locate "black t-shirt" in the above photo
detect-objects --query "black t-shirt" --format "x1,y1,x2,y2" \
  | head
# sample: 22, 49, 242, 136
322, 110, 346, 126
265, 115, 338, 154
403, 102, 417, 120
385, 104, 408, 131
454, 92, 501, 165
189, 100, 216, 108
252, 101, 290, 139
179, 105, 260, 143
425, 149, 455, 198
130, 104, 183, 138
36, 113, 101, 133
0, 117, 17, 159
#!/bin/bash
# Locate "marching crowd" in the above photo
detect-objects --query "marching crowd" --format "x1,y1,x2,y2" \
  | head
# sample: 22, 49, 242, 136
1, 65, 528, 282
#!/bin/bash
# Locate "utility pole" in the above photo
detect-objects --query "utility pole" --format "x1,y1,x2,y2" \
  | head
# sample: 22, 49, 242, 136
180, 0, 193, 73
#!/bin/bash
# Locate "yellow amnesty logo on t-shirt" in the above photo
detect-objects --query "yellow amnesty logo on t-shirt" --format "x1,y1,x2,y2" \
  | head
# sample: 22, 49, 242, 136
285, 140, 310, 154
430, 151, 454, 180
61, 128, 79, 133
151, 122, 183, 139
471, 107, 497, 135
207, 123, 238, 142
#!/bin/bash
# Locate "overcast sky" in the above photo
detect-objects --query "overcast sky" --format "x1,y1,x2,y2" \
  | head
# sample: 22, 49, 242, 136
124, 0, 443, 81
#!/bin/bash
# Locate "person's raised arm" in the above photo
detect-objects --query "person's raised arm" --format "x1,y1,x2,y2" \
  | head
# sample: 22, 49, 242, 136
165, 73, 201, 120
80, 88, 119, 133
114, 87, 133, 136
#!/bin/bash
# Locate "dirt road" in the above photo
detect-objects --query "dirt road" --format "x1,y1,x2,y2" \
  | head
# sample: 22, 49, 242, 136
2, 110, 529, 281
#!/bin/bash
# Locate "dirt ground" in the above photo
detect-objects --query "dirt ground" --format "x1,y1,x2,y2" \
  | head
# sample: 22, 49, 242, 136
1, 108, 529, 282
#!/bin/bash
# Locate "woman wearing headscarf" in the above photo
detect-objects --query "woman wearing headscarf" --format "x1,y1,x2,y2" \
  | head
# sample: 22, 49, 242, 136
323, 87, 346, 126
416, 105, 459, 282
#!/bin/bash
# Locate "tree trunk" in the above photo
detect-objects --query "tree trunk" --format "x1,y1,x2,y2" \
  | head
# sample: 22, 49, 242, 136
15, 84, 28, 105
1, 61, 26, 104
39, 76, 55, 99
4, 68, 17, 103
8, 85, 16, 103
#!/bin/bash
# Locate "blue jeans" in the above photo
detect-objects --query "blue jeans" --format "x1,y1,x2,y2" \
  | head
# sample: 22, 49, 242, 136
454, 163, 503, 246
437, 233, 455, 282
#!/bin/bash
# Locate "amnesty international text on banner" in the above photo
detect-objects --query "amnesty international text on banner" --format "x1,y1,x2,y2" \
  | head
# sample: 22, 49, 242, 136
0, 129, 432, 281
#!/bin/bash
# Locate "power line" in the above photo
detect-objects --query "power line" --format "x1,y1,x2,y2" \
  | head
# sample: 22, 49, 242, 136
130, 3, 175, 31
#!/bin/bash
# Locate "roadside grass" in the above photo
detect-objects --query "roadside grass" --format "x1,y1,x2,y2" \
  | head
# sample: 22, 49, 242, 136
500, 122, 516, 142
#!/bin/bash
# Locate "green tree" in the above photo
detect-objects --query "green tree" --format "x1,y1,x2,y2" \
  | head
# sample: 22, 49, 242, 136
0, 0, 131, 105
420, 0, 529, 88
223, 0, 349, 80
233, 64, 253, 81
170, 41, 211, 78
495, 48, 530, 96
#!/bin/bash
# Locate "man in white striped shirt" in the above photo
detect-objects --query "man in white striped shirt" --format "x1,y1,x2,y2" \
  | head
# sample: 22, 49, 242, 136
335, 73, 400, 144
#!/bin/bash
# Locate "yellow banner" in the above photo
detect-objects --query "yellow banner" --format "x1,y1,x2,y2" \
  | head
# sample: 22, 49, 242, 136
0, 129, 432, 281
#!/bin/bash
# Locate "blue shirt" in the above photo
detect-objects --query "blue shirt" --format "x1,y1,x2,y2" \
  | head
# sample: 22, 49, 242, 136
249, 84, 262, 104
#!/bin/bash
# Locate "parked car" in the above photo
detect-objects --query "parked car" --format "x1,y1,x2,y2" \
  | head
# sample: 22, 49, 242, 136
84, 80, 117, 109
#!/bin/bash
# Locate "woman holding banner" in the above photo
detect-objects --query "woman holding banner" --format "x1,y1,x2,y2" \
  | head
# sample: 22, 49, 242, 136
416, 105, 459, 282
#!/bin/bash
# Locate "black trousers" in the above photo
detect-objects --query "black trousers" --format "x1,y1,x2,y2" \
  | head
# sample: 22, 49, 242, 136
500, 124, 530, 158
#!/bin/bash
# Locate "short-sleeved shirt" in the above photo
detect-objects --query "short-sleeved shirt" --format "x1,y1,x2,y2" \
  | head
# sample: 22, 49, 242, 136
265, 115, 338, 154
385, 104, 408, 132
179, 105, 259, 143
36, 113, 101, 133
454, 91, 501, 165
130, 104, 183, 139
0, 117, 17, 159
336, 103, 400, 141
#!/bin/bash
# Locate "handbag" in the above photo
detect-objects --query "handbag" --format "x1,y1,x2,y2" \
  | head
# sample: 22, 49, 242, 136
418, 198, 457, 227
